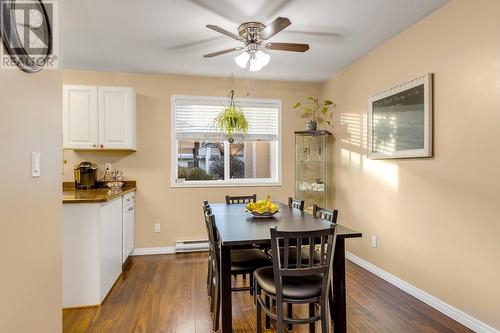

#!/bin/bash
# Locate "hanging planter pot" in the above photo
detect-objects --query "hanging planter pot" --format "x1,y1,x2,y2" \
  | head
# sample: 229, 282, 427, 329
214, 90, 249, 142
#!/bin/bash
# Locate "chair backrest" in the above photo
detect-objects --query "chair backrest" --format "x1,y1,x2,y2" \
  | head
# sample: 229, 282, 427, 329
288, 197, 305, 211
312, 204, 338, 223
204, 210, 219, 273
225, 194, 257, 204
270, 226, 337, 302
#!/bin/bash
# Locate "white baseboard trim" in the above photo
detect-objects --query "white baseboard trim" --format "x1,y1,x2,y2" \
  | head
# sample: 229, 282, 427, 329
131, 247, 175, 256
345, 252, 499, 333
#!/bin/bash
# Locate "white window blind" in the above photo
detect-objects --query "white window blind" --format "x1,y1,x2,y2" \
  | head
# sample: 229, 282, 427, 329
174, 97, 280, 141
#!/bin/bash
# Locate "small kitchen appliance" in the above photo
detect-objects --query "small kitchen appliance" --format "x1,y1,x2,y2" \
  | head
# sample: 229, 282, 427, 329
74, 162, 98, 189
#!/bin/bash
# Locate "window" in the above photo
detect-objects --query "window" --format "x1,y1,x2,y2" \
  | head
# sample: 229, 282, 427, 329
171, 95, 282, 187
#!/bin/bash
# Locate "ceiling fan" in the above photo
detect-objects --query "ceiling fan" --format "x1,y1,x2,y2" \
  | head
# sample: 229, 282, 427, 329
203, 17, 309, 72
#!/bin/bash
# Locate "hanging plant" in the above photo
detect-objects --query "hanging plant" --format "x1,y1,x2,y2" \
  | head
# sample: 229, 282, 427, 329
214, 90, 249, 143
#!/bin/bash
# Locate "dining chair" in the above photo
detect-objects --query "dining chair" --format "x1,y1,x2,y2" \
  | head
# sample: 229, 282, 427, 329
203, 201, 215, 297
226, 193, 268, 261
225, 194, 257, 204
254, 225, 337, 333
288, 197, 305, 211
204, 209, 271, 333
312, 204, 338, 223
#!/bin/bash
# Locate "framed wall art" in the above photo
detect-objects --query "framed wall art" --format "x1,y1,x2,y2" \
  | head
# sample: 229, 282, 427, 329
368, 73, 433, 159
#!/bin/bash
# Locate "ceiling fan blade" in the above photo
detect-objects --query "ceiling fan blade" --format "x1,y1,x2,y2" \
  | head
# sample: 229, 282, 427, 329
203, 47, 243, 58
265, 42, 309, 52
259, 17, 291, 40
206, 25, 242, 41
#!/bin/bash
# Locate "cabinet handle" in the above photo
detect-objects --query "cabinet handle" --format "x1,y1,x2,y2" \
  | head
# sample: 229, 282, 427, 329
100, 144, 104, 149
128, 207, 134, 211
92, 144, 96, 148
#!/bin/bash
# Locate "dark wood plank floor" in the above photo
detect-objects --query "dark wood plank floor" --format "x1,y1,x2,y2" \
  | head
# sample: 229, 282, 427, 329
63, 253, 473, 333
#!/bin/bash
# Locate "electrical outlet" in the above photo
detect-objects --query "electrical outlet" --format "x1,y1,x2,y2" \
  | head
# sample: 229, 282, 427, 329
154, 223, 161, 233
104, 163, 112, 171
371, 235, 378, 248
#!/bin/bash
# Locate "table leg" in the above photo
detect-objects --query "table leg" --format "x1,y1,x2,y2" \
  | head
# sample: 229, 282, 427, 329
330, 238, 347, 333
220, 243, 232, 333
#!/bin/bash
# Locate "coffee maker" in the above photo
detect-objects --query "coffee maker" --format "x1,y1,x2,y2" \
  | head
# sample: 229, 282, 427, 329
74, 162, 98, 189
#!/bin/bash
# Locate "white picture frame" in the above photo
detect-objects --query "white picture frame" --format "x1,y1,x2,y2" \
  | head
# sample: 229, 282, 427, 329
367, 74, 433, 159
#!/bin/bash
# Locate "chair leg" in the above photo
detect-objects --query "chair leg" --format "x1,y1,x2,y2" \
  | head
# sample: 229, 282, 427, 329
287, 303, 293, 331
209, 280, 215, 314
265, 294, 271, 329
309, 303, 315, 333
208, 270, 214, 307
320, 298, 328, 333
256, 286, 262, 333
276, 300, 284, 333
249, 273, 254, 296
214, 280, 220, 333
208, 263, 214, 298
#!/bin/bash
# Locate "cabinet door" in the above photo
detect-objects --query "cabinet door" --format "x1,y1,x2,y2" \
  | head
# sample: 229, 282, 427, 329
98, 87, 136, 150
63, 85, 99, 149
122, 203, 135, 263
100, 198, 123, 302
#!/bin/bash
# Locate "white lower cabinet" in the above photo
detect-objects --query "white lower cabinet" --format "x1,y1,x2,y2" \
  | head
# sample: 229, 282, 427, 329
62, 193, 135, 308
122, 192, 135, 263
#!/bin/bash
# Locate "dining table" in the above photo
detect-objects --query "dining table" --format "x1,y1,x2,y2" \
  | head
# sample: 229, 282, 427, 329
210, 202, 362, 333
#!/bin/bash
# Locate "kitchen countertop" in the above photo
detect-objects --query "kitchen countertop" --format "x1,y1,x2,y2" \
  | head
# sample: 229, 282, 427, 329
62, 181, 136, 204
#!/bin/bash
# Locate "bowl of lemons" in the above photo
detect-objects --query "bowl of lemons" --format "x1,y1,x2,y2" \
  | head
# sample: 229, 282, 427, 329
246, 195, 280, 219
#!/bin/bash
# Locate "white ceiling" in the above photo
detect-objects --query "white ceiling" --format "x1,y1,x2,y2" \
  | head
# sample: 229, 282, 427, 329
62, 0, 449, 82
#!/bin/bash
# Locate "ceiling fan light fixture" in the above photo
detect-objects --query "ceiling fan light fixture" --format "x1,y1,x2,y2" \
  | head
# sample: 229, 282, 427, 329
235, 49, 270, 72
248, 58, 262, 72
255, 50, 270, 67
234, 51, 250, 68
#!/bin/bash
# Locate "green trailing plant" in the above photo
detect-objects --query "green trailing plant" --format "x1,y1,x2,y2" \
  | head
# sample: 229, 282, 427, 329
293, 97, 336, 127
214, 90, 249, 142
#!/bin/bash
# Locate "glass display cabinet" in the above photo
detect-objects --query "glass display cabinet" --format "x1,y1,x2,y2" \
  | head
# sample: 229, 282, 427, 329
294, 130, 333, 212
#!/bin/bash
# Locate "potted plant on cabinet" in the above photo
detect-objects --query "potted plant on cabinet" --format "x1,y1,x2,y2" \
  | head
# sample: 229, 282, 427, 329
214, 90, 249, 143
293, 97, 336, 131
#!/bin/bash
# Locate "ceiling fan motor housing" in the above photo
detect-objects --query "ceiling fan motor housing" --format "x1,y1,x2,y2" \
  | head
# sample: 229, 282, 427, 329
238, 22, 266, 44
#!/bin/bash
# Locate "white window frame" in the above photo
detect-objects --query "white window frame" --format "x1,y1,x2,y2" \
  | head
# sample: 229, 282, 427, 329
170, 95, 283, 188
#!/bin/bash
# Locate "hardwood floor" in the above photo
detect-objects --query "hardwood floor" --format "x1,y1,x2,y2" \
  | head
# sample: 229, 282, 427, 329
63, 253, 473, 333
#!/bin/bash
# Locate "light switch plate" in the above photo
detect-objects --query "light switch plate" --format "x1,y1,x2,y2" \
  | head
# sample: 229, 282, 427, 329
371, 235, 378, 248
31, 152, 40, 178
154, 223, 160, 233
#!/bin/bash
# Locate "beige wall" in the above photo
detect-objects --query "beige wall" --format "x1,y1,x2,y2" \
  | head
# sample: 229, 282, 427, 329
62, 70, 320, 248
0, 70, 62, 332
321, 0, 500, 329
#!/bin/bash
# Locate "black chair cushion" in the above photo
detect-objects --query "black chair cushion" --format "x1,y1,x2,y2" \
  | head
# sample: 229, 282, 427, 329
268, 246, 321, 265
231, 249, 271, 273
254, 267, 323, 300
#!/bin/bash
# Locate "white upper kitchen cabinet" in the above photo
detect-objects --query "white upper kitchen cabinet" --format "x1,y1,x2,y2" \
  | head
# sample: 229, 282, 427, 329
63, 85, 99, 149
63, 85, 137, 151
99, 87, 136, 150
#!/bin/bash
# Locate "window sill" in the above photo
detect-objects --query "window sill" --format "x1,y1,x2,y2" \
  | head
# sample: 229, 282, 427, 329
170, 181, 283, 188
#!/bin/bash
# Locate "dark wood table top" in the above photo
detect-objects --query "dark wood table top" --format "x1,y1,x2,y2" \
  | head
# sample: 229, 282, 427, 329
210, 202, 362, 246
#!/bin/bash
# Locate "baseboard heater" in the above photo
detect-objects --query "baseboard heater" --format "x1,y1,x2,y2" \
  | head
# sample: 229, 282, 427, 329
174, 240, 209, 253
